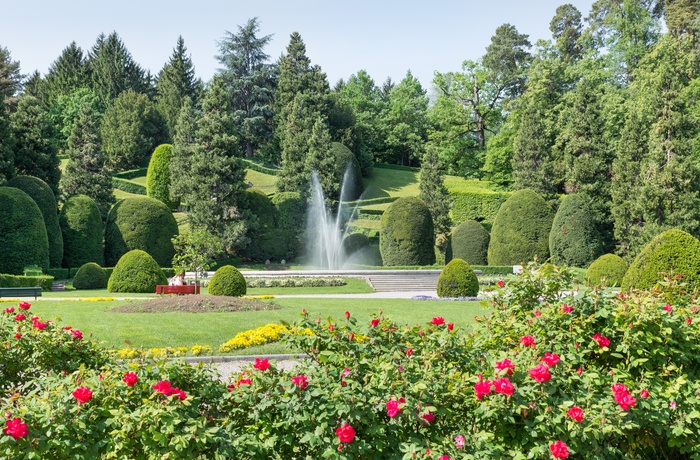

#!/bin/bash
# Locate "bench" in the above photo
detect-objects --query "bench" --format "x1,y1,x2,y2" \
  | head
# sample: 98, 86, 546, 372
0, 287, 43, 299
155, 285, 200, 295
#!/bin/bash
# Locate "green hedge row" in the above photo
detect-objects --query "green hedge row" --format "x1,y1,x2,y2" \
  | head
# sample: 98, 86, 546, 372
46, 268, 70, 280
0, 274, 54, 291
471, 265, 514, 275
345, 196, 398, 207
112, 178, 146, 195
241, 159, 280, 176
113, 167, 149, 180
450, 191, 512, 225
373, 163, 420, 172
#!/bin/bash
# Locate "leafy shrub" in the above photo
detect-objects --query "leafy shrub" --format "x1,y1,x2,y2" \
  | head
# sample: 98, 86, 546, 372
586, 253, 628, 287
245, 189, 281, 261
380, 196, 435, 266
450, 190, 511, 226
446, 219, 489, 265
72, 262, 108, 290
622, 228, 700, 291
104, 196, 178, 268
246, 189, 277, 230
0, 274, 54, 291
332, 142, 363, 201
7, 175, 64, 268
59, 195, 104, 267
488, 188, 554, 266
549, 193, 605, 268
341, 233, 370, 256
0, 187, 49, 275
146, 144, 178, 209
108, 250, 167, 293
437, 258, 479, 297
46, 268, 70, 280
112, 177, 146, 195
208, 265, 246, 297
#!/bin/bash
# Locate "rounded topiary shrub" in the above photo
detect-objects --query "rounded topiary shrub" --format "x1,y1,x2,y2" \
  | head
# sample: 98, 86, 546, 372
104, 196, 178, 268
59, 195, 104, 268
446, 220, 489, 265
0, 187, 50, 275
621, 229, 700, 291
342, 233, 370, 256
586, 254, 628, 287
8, 175, 63, 268
549, 194, 605, 268
332, 142, 363, 202
146, 144, 178, 209
73, 262, 108, 290
380, 197, 435, 266
108, 249, 167, 293
208, 265, 246, 297
437, 258, 479, 298
487, 189, 554, 266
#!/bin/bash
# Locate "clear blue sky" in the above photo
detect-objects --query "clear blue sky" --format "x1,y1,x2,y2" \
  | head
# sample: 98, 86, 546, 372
4, 0, 596, 89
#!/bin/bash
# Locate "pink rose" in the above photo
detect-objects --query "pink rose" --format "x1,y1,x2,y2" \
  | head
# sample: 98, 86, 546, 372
3, 417, 28, 440
495, 358, 515, 375
640, 389, 650, 399
386, 398, 402, 418
421, 411, 435, 424
520, 335, 535, 347
529, 364, 551, 383
592, 333, 610, 348
371, 318, 380, 327
122, 372, 138, 387
454, 435, 465, 448
474, 375, 492, 400
291, 375, 308, 389
18, 302, 30, 310
14, 313, 25, 321
493, 377, 515, 396
336, 423, 355, 443
550, 440, 569, 459
71, 329, 83, 340
431, 317, 445, 325
4, 307, 14, 314
497, 280, 505, 288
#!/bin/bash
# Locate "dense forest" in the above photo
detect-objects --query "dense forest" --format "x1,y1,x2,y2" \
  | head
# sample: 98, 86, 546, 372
1, 0, 699, 262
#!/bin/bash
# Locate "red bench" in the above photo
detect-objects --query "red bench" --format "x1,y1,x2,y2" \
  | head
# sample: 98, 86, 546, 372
155, 285, 201, 295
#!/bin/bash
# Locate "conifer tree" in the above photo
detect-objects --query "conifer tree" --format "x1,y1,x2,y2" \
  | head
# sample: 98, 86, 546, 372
0, 45, 23, 101
43, 42, 90, 104
419, 145, 453, 248
0, 96, 14, 182
88, 32, 149, 106
277, 93, 314, 194
169, 97, 198, 205
305, 116, 336, 200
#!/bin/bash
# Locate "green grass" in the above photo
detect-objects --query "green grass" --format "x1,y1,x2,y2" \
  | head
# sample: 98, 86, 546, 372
246, 169, 277, 194
114, 189, 145, 200
130, 176, 147, 185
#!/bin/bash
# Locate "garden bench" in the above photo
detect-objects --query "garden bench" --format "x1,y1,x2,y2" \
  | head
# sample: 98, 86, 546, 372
155, 285, 200, 295
0, 287, 42, 299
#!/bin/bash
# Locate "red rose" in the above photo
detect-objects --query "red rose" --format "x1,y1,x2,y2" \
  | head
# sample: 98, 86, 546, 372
567, 406, 584, 422
152, 380, 173, 394
520, 335, 536, 347
3, 417, 28, 440
335, 422, 355, 443
495, 358, 515, 375
254, 358, 270, 371
18, 302, 30, 310
474, 377, 492, 400
14, 313, 25, 321
386, 398, 403, 417
406, 348, 413, 357
493, 377, 515, 396
541, 352, 560, 367
291, 374, 308, 389
371, 318, 380, 327
421, 411, 435, 424
447, 323, 454, 330
687, 318, 692, 325
438, 456, 451, 460
534, 310, 542, 317
592, 333, 610, 348
497, 280, 505, 288
640, 389, 650, 399
348, 333, 355, 341
550, 440, 569, 459
528, 364, 551, 383
328, 324, 335, 331
431, 317, 445, 325
72, 386, 93, 404
611, 383, 628, 395
341, 367, 351, 378
32, 320, 47, 330
576, 367, 582, 375
4, 307, 14, 314
122, 372, 138, 387
14, 333, 21, 339
64, 326, 72, 330
345, 311, 350, 320
71, 329, 83, 340
663, 303, 673, 314
614, 392, 636, 411
237, 378, 252, 386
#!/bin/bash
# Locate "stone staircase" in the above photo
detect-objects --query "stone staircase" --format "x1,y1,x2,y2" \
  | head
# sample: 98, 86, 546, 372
366, 274, 440, 292
51, 282, 66, 292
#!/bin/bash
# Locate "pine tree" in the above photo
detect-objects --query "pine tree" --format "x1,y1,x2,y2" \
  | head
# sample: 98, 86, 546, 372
305, 116, 336, 201
169, 97, 198, 205
0, 96, 14, 182
419, 145, 453, 248
277, 93, 314, 194
43, 42, 90, 104
0, 45, 23, 100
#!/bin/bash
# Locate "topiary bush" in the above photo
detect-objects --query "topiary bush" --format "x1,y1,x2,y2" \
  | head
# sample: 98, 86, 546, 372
487, 189, 554, 266
208, 265, 246, 297
380, 197, 435, 266
549, 194, 605, 268
586, 253, 628, 287
332, 142, 363, 201
8, 175, 63, 268
146, 144, 178, 209
246, 189, 277, 230
342, 233, 370, 256
104, 196, 178, 268
446, 220, 489, 265
108, 249, 167, 293
59, 195, 104, 268
437, 258, 479, 297
72, 262, 108, 290
621, 229, 700, 291
0, 187, 50, 275
271, 192, 305, 260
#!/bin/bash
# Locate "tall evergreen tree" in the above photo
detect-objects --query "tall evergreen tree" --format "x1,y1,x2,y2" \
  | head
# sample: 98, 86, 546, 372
0, 96, 14, 182
305, 116, 336, 200
23, 71, 44, 99
550, 4, 584, 63
277, 93, 315, 194
419, 145, 453, 250
0, 45, 23, 101
169, 97, 199, 205
48, 88, 102, 155
43, 42, 90, 104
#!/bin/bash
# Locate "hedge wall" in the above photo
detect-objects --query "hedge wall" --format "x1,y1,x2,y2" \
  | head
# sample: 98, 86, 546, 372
0, 274, 54, 291
0, 187, 50, 275
46, 268, 70, 280
113, 167, 149, 180
112, 177, 146, 195
449, 191, 511, 226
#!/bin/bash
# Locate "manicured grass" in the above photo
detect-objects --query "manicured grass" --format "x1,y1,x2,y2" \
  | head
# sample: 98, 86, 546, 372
246, 169, 276, 194
114, 189, 144, 200
129, 176, 147, 185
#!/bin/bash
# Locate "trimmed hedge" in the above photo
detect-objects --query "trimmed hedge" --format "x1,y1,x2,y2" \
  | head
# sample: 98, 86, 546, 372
380, 197, 435, 266
373, 163, 420, 172
0, 187, 50, 275
549, 194, 605, 268
271, 192, 305, 260
208, 265, 246, 297
59, 195, 104, 268
7, 175, 64, 268
108, 250, 167, 293
342, 233, 370, 256
586, 254, 628, 287
104, 196, 178, 268
471, 265, 519, 275
241, 158, 280, 176
0, 274, 54, 291
450, 191, 511, 226
146, 144, 178, 209
437, 258, 479, 298
73, 262, 108, 290
621, 229, 700, 291
112, 177, 146, 195
46, 268, 70, 280
487, 189, 554, 266
446, 220, 489, 265
113, 167, 148, 180
332, 142, 363, 201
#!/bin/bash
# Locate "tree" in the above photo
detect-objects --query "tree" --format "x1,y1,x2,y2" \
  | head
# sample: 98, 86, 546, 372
0, 96, 14, 183
171, 229, 224, 277
550, 4, 584, 63
0, 45, 23, 101
47, 88, 102, 155
42, 42, 90, 104
663, 0, 700, 37
169, 97, 198, 205
419, 145, 453, 252
88, 32, 149, 106
305, 116, 336, 201
277, 93, 315, 194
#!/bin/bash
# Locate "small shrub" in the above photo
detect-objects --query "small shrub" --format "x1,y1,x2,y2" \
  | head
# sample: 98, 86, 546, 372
380, 196, 435, 266
208, 265, 246, 297
73, 262, 108, 290
108, 250, 167, 293
586, 253, 628, 287
146, 144, 178, 209
59, 195, 104, 267
446, 220, 489, 265
549, 193, 605, 268
437, 258, 479, 297
0, 186, 50, 275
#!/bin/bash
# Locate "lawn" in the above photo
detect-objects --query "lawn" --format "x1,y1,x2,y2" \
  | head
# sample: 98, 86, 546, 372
246, 169, 276, 194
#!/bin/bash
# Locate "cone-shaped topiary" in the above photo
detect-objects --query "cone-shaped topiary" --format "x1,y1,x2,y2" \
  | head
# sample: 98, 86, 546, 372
59, 195, 104, 268
549, 194, 605, 268
487, 189, 554, 266
621, 229, 700, 291
146, 144, 178, 209
208, 265, 246, 296
438, 258, 479, 298
0, 187, 50, 275
8, 175, 63, 268
586, 254, 628, 287
73, 262, 108, 290
446, 220, 489, 265
380, 197, 435, 266
108, 249, 167, 293
332, 142, 363, 201
104, 196, 178, 268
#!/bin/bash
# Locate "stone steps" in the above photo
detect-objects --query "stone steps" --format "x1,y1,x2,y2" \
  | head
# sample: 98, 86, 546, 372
51, 282, 66, 292
367, 275, 439, 292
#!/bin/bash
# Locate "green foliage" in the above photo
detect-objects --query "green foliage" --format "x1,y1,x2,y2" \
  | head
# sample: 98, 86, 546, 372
622, 229, 700, 291
380, 196, 435, 266
208, 265, 246, 296
342, 233, 370, 256
7, 175, 63, 268
46, 268, 70, 280
271, 191, 305, 260
42, 42, 90, 105
244, 189, 284, 261
108, 249, 167, 293
332, 142, 363, 201
245, 189, 277, 229
447, 220, 489, 265
419, 145, 453, 239
585, 253, 628, 287
0, 274, 54, 291
171, 229, 223, 275
549, 193, 605, 268
112, 177, 146, 195
241, 158, 279, 176
58, 194, 104, 267
104, 196, 179, 268
449, 190, 511, 226
146, 144, 177, 208
89, 32, 149, 106
72, 262, 107, 290
488, 188, 554, 266
0, 187, 49, 275
437, 258, 479, 297
0, 97, 14, 183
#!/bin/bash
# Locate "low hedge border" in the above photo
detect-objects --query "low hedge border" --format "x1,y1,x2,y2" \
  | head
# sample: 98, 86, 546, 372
373, 163, 420, 172
46, 268, 70, 280
344, 197, 399, 207
241, 159, 280, 176
112, 178, 146, 195
113, 167, 148, 180
0, 274, 54, 291
246, 277, 347, 288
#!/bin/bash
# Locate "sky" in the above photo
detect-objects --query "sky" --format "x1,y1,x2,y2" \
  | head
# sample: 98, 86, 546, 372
3, 0, 597, 90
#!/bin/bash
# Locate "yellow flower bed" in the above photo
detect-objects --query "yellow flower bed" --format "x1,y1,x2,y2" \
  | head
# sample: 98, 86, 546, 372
219, 323, 289, 353
114, 345, 211, 359
242, 294, 276, 300
78, 297, 116, 301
